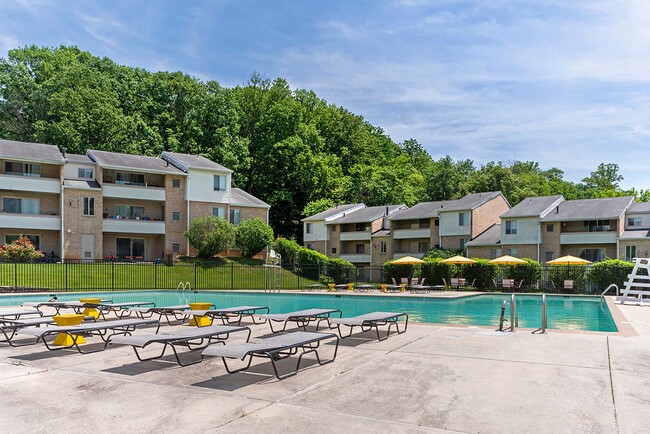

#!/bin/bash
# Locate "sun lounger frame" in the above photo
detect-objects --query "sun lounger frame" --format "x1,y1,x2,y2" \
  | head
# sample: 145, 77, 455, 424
332, 312, 409, 341
262, 308, 342, 333
185, 306, 270, 327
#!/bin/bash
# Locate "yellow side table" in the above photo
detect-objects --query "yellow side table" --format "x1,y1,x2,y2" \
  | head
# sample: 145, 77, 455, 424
52, 314, 86, 346
328, 283, 335, 292
380, 284, 388, 293
400, 284, 407, 292
347, 283, 354, 291
79, 298, 102, 319
188, 302, 212, 327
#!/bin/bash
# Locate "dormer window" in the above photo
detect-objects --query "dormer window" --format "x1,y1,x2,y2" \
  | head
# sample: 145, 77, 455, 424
214, 175, 227, 191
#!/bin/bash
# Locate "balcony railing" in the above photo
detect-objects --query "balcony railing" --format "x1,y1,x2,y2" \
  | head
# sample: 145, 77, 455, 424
0, 213, 61, 230
102, 184, 166, 201
103, 218, 166, 234
0, 174, 61, 193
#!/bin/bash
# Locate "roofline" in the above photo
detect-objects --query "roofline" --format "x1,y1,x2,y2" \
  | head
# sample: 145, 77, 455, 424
439, 192, 509, 213
542, 197, 634, 222
325, 206, 405, 224
500, 196, 565, 219
0, 153, 64, 165
161, 151, 233, 174
301, 204, 366, 222
230, 202, 270, 209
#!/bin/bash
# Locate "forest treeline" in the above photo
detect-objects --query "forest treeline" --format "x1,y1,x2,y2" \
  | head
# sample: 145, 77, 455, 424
0, 46, 646, 239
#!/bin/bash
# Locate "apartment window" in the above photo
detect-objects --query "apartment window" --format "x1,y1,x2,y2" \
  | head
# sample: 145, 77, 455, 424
505, 220, 517, 235
580, 248, 606, 262
213, 175, 227, 191
5, 235, 41, 249
459, 238, 467, 250
491, 248, 502, 259
306, 243, 313, 250
625, 245, 636, 262
356, 244, 365, 254
434, 244, 440, 248
172, 179, 181, 188
116, 238, 145, 259
419, 219, 430, 228
83, 197, 95, 216
458, 212, 468, 226
331, 225, 337, 232
355, 223, 371, 232
212, 207, 226, 218
115, 205, 144, 219
229, 209, 241, 225
628, 217, 642, 227
434, 219, 439, 226
116, 172, 145, 186
5, 161, 40, 177
172, 212, 181, 221
546, 224, 554, 232
504, 248, 517, 257
582, 220, 611, 232
78, 168, 93, 179
545, 251, 554, 262
380, 241, 387, 253
332, 247, 337, 254
2, 197, 40, 215
306, 223, 313, 234
172, 243, 180, 253
418, 241, 429, 253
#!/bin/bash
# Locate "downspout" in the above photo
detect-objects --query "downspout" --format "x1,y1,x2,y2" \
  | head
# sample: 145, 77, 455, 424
537, 221, 541, 262
60, 183, 65, 260
186, 174, 190, 256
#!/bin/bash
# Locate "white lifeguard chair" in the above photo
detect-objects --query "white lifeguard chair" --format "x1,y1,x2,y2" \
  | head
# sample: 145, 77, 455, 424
618, 257, 650, 305
264, 249, 282, 292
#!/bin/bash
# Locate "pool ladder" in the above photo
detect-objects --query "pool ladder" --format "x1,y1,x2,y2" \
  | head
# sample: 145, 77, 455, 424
498, 294, 518, 332
532, 294, 547, 334
176, 281, 191, 303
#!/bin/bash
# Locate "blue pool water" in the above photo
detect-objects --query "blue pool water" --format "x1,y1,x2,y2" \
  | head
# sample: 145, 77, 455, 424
0, 291, 617, 332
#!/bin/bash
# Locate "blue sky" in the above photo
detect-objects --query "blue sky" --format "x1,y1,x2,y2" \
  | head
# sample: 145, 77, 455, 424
1, 0, 649, 189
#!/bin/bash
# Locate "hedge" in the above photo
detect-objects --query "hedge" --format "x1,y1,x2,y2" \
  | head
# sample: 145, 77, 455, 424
503, 258, 542, 288
589, 259, 634, 291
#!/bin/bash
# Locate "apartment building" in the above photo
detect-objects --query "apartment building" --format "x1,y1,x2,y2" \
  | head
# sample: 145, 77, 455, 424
302, 203, 365, 254
0, 139, 269, 260
617, 202, 650, 261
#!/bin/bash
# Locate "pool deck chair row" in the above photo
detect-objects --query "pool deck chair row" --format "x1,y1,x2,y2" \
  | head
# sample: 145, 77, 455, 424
127, 304, 194, 325
0, 315, 93, 346
183, 306, 270, 326
111, 325, 251, 366
18, 318, 160, 353
331, 312, 409, 341
202, 331, 339, 380
261, 308, 342, 333
0, 308, 43, 319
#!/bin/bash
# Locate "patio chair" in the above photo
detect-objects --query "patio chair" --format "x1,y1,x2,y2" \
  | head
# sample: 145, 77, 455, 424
564, 280, 575, 292
261, 308, 342, 333
110, 324, 251, 366
330, 312, 408, 341
408, 278, 429, 293
201, 331, 339, 380
181, 306, 270, 326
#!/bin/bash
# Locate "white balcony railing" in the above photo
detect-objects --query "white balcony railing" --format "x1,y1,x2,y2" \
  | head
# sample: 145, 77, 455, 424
0, 175, 61, 194
559, 232, 618, 245
392, 252, 425, 259
103, 184, 165, 201
392, 228, 431, 240
339, 254, 371, 263
0, 213, 60, 230
103, 218, 166, 234
339, 232, 372, 241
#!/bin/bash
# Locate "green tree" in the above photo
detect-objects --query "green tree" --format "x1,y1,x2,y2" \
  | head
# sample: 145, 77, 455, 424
235, 217, 274, 258
183, 216, 235, 258
581, 163, 624, 198
303, 198, 336, 218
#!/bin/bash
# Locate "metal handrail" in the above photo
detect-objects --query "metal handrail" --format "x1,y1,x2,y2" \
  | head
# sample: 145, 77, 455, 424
532, 293, 548, 334
498, 294, 517, 332
600, 284, 618, 301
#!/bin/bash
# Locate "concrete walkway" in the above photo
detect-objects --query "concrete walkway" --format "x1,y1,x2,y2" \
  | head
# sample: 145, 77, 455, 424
0, 298, 648, 433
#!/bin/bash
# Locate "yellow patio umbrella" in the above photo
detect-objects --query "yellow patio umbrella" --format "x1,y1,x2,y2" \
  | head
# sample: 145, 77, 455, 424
440, 255, 477, 265
489, 255, 527, 265
391, 256, 425, 265
546, 255, 592, 265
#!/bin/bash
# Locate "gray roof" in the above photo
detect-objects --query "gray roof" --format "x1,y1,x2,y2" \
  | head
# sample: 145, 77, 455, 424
626, 202, 650, 214
328, 205, 405, 224
372, 229, 391, 237
0, 139, 65, 164
161, 151, 232, 173
465, 224, 501, 246
501, 195, 564, 218
619, 229, 650, 240
439, 191, 507, 212
65, 153, 94, 164
88, 150, 185, 175
302, 203, 365, 222
388, 200, 453, 220
230, 188, 270, 208
542, 196, 634, 222
63, 179, 101, 190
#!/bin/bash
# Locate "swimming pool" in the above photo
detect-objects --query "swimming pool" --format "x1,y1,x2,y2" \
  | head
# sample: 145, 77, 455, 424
0, 291, 617, 332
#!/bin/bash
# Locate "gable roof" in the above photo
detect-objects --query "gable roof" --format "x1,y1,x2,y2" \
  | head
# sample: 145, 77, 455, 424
626, 202, 650, 215
302, 204, 365, 222
465, 224, 501, 247
0, 139, 65, 164
161, 151, 232, 173
439, 191, 507, 212
388, 200, 453, 220
88, 150, 185, 175
65, 153, 94, 164
501, 195, 564, 218
542, 196, 634, 222
230, 188, 270, 208
328, 205, 405, 224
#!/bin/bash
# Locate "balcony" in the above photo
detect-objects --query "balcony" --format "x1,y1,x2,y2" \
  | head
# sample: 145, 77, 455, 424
0, 175, 61, 194
560, 232, 617, 245
340, 254, 371, 263
392, 252, 425, 259
340, 231, 371, 241
103, 218, 166, 234
103, 184, 165, 201
392, 228, 430, 240
0, 213, 60, 230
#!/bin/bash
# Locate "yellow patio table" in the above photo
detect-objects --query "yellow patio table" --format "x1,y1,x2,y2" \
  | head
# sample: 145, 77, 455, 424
347, 283, 354, 291
380, 284, 388, 293
400, 284, 407, 292
188, 302, 212, 327
328, 283, 335, 292
52, 314, 86, 346
79, 298, 102, 319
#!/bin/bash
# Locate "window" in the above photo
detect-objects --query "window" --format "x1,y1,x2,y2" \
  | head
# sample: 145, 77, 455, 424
331, 225, 337, 232
116, 238, 145, 259
306, 223, 313, 234
434, 244, 440, 248
546, 224, 554, 232
458, 213, 468, 226
116, 172, 145, 186
491, 248, 502, 259
628, 217, 642, 227
625, 245, 636, 262
5, 235, 40, 249
459, 238, 467, 250
172, 179, 181, 188
505, 220, 517, 235
580, 248, 606, 262
545, 251, 554, 262
78, 168, 93, 179
83, 197, 95, 216
380, 241, 387, 253
306, 243, 313, 250
356, 244, 365, 254
2, 198, 40, 215
419, 219, 430, 228
212, 207, 226, 218
115, 205, 144, 219
5, 161, 40, 177
172, 212, 181, 221
582, 220, 611, 232
434, 219, 439, 226
418, 241, 429, 253
213, 175, 227, 191
229, 209, 241, 225
355, 223, 371, 232
504, 248, 517, 256
331, 247, 337, 254
172, 243, 180, 253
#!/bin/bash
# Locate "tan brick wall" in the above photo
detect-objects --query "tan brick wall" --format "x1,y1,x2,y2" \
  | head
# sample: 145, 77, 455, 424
471, 195, 510, 238
0, 229, 60, 254
63, 188, 103, 259
371, 236, 391, 265
102, 233, 165, 261
561, 244, 617, 261
441, 235, 469, 251
371, 218, 384, 233
0, 191, 60, 215
466, 245, 493, 259
619, 240, 650, 260
329, 224, 341, 258
430, 219, 440, 247
305, 240, 326, 254
165, 175, 188, 257
540, 222, 561, 263
237, 206, 268, 222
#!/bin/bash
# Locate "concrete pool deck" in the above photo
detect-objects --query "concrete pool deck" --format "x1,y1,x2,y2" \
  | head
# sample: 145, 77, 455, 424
0, 297, 649, 433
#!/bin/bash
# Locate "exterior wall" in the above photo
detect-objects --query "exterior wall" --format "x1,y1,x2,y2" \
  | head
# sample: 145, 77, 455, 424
102, 233, 165, 261
440, 211, 471, 236
430, 219, 440, 247
305, 240, 326, 253
237, 206, 267, 222
371, 218, 384, 233
186, 169, 231, 203
471, 195, 510, 238
329, 224, 341, 258
189, 201, 229, 220
371, 235, 391, 266
624, 213, 650, 229
619, 239, 650, 260
0, 159, 61, 179
164, 174, 187, 257
560, 243, 617, 261
468, 243, 538, 260
63, 188, 103, 259
304, 221, 328, 243
501, 217, 539, 245
64, 162, 96, 180
103, 198, 164, 220
441, 235, 469, 251
617, 214, 625, 235
0, 229, 60, 254
0, 191, 60, 215
466, 245, 493, 259
540, 222, 561, 263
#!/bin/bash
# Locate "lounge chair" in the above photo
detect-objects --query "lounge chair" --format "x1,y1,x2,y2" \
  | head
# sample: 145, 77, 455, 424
110, 324, 251, 366
0, 308, 43, 319
330, 312, 408, 341
182, 306, 270, 326
1, 315, 92, 346
96, 302, 156, 319
261, 308, 342, 333
408, 278, 429, 293
126, 304, 192, 324
201, 331, 339, 380
18, 318, 160, 353
386, 278, 403, 292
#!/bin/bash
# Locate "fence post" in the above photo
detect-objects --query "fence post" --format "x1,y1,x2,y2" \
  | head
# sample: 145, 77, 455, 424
65, 261, 68, 291
231, 262, 234, 290
194, 262, 198, 290
111, 260, 115, 291
14, 261, 17, 289
154, 261, 157, 290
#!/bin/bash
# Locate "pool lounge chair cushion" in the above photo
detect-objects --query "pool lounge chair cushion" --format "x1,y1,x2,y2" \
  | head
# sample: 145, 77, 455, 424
330, 312, 409, 341
261, 308, 342, 333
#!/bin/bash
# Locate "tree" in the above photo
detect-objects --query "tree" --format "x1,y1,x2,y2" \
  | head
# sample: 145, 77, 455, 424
581, 163, 624, 198
183, 216, 235, 258
303, 199, 336, 218
234, 217, 274, 258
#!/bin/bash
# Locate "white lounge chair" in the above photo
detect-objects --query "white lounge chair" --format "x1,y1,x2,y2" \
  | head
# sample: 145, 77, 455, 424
261, 308, 342, 333
330, 312, 408, 341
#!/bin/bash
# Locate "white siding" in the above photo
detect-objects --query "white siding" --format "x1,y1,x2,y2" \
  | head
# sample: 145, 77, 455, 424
0, 175, 60, 194
501, 218, 539, 245
560, 232, 617, 245
304, 221, 328, 242
439, 211, 471, 236
393, 228, 431, 239
103, 184, 165, 201
625, 213, 650, 229
186, 169, 231, 203
64, 163, 95, 180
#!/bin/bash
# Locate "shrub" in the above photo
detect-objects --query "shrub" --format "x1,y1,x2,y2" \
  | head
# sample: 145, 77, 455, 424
423, 248, 462, 260
297, 248, 329, 279
273, 237, 301, 265
589, 259, 634, 291
463, 259, 498, 290
382, 260, 415, 284
183, 216, 235, 258
421, 258, 452, 285
327, 257, 354, 283
547, 265, 588, 292
503, 258, 542, 288
234, 217, 274, 258
0, 236, 44, 260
